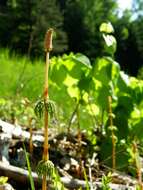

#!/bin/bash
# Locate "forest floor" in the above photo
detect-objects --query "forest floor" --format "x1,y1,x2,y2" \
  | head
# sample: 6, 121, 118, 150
0, 119, 140, 190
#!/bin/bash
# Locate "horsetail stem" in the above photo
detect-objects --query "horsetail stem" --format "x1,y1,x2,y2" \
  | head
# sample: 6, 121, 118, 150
42, 28, 53, 190
132, 141, 143, 189
29, 117, 33, 154
108, 96, 116, 170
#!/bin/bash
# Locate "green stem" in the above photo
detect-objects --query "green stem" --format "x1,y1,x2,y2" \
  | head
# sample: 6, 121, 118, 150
68, 102, 79, 134
29, 117, 33, 154
108, 96, 116, 170
132, 141, 142, 189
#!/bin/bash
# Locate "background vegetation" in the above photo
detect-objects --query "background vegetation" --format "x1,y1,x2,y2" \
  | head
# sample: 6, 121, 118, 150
0, 0, 143, 75
1, 1, 143, 189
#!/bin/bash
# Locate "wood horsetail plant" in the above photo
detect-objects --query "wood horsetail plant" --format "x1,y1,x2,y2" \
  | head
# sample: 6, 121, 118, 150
29, 117, 34, 154
34, 29, 56, 190
108, 96, 117, 170
132, 140, 143, 190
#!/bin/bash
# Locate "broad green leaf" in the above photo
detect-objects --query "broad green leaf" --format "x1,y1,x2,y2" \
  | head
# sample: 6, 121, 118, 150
69, 64, 84, 79
0, 98, 6, 105
71, 53, 92, 69
82, 92, 89, 104
97, 85, 112, 109
103, 34, 116, 47
64, 54, 92, 79
130, 107, 141, 119
50, 65, 67, 86
103, 34, 117, 55
113, 95, 133, 139
93, 57, 120, 85
116, 71, 131, 94
116, 95, 134, 116
119, 72, 130, 85
67, 85, 80, 99
99, 22, 114, 33
0, 177, 8, 185
77, 75, 92, 92
131, 117, 143, 141
86, 103, 99, 116
129, 77, 143, 104
61, 58, 75, 71
63, 75, 78, 87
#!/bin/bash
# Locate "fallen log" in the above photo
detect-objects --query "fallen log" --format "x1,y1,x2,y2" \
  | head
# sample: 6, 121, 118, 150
0, 161, 136, 190
0, 183, 15, 190
0, 119, 44, 142
0, 119, 58, 143
0, 120, 137, 189
0, 161, 39, 186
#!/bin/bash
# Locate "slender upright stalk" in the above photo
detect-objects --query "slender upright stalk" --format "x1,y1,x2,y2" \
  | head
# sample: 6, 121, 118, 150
108, 96, 116, 170
67, 102, 79, 134
42, 29, 53, 190
29, 117, 33, 154
76, 103, 84, 179
132, 141, 143, 189
76, 104, 81, 145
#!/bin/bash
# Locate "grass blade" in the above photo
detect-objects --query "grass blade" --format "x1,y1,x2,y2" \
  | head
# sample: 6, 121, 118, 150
23, 143, 35, 190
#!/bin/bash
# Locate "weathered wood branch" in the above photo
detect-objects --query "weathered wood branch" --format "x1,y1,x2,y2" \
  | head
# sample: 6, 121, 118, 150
0, 161, 38, 185
0, 162, 135, 190
0, 120, 137, 189
0, 119, 44, 142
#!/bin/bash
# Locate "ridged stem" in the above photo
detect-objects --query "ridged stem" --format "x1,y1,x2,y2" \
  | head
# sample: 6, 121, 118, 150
42, 29, 53, 190
132, 141, 143, 189
29, 117, 33, 154
108, 96, 116, 170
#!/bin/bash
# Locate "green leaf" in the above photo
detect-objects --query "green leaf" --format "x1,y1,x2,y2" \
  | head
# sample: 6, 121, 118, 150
85, 103, 100, 116
103, 34, 116, 47
93, 57, 120, 86
67, 85, 80, 99
113, 95, 133, 139
103, 34, 117, 55
77, 75, 92, 92
63, 75, 78, 87
23, 144, 35, 190
97, 85, 111, 109
131, 118, 143, 141
117, 71, 131, 94
50, 64, 67, 86
71, 53, 92, 69
116, 95, 134, 117
129, 77, 143, 104
99, 22, 114, 34
0, 177, 8, 185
